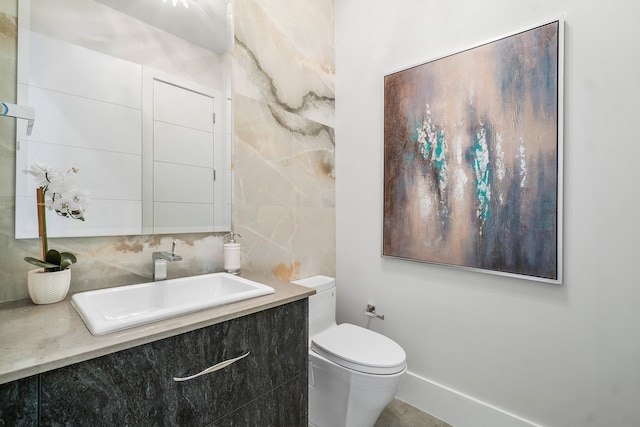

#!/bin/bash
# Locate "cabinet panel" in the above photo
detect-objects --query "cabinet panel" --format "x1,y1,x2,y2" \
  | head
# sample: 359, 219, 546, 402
209, 373, 307, 427
0, 375, 38, 427
40, 300, 308, 426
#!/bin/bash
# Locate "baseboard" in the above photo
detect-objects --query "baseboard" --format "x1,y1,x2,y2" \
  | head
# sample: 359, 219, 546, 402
396, 371, 544, 427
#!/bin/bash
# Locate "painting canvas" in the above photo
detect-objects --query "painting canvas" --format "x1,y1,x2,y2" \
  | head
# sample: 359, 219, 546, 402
383, 21, 562, 283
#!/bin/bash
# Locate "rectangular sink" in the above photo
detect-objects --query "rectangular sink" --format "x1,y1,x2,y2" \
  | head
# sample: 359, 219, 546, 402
71, 273, 275, 335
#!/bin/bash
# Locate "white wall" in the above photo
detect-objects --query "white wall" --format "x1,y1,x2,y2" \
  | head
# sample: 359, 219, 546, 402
335, 1, 640, 426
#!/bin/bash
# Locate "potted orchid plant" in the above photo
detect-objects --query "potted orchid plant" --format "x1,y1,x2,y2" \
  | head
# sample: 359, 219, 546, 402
24, 162, 88, 304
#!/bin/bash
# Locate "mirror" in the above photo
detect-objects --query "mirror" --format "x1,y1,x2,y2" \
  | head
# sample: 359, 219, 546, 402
15, 0, 233, 238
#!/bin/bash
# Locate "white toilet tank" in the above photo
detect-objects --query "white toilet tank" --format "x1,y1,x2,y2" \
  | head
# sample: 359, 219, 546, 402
292, 275, 407, 427
291, 275, 337, 344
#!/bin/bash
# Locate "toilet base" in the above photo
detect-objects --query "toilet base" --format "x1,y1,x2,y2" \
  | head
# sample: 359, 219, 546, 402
308, 350, 405, 427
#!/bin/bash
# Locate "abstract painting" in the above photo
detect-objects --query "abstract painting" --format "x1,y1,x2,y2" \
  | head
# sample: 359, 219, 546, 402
383, 21, 562, 283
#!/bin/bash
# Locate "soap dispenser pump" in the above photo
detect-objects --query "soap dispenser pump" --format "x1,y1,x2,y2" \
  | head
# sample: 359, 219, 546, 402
223, 232, 241, 275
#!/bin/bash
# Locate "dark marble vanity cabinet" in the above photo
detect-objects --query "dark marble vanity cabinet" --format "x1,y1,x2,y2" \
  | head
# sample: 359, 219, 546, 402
0, 300, 308, 426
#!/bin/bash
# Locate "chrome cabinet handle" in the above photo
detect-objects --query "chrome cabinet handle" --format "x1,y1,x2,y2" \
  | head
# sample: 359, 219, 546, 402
173, 351, 250, 382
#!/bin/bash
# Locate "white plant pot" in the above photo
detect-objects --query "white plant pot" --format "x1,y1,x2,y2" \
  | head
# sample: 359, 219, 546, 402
27, 268, 71, 305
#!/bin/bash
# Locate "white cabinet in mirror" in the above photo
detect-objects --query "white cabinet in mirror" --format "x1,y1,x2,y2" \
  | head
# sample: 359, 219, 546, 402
15, 0, 233, 238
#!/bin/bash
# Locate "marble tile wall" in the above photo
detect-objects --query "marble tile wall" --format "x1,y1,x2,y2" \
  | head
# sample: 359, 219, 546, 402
233, 0, 336, 282
0, 0, 335, 302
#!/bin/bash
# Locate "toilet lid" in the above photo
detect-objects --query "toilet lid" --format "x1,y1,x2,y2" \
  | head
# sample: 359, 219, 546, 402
311, 323, 406, 375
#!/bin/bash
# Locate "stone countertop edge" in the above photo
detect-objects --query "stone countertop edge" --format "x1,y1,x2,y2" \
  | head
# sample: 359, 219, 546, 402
0, 272, 315, 385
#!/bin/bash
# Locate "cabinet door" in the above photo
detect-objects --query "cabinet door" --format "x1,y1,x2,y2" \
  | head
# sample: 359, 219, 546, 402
209, 372, 307, 427
0, 375, 38, 426
40, 300, 308, 426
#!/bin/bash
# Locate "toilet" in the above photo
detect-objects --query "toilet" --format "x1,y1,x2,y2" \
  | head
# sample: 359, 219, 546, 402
292, 275, 406, 427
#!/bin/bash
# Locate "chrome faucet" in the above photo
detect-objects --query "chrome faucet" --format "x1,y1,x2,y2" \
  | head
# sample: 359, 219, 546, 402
152, 241, 182, 281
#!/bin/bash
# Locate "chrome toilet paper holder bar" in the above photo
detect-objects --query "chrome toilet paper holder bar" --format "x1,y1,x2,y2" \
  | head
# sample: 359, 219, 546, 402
365, 304, 385, 320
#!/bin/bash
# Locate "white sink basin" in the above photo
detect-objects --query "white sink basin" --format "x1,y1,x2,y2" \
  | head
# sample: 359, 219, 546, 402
71, 273, 275, 335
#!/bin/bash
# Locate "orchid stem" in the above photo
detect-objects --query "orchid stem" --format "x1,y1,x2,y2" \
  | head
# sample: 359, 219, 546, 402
36, 187, 48, 260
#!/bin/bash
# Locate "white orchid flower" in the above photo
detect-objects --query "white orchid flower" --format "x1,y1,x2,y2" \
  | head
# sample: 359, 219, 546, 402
25, 162, 88, 271
26, 162, 52, 187
47, 168, 78, 193
27, 162, 89, 220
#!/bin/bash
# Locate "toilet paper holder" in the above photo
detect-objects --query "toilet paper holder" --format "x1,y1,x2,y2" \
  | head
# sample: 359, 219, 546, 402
365, 304, 385, 320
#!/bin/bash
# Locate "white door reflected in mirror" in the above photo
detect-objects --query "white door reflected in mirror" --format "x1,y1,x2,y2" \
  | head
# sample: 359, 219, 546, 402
15, 0, 232, 238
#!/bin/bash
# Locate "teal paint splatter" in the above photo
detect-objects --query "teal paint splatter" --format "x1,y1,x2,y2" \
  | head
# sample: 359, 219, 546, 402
411, 106, 450, 221
473, 126, 491, 231
414, 115, 433, 161
409, 121, 421, 143
433, 130, 447, 185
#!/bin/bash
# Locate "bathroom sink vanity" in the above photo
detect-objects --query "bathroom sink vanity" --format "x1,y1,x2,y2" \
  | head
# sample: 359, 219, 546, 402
0, 273, 313, 426
71, 272, 276, 335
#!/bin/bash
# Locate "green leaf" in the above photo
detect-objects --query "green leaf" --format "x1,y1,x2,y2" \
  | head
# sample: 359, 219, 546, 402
24, 256, 59, 269
45, 249, 61, 266
26, 249, 78, 271
59, 252, 78, 270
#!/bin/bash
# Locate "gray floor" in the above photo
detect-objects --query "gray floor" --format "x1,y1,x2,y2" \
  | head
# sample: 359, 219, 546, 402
375, 399, 453, 427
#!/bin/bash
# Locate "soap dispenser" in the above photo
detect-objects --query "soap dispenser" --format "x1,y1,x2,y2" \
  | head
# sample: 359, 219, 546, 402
223, 232, 241, 275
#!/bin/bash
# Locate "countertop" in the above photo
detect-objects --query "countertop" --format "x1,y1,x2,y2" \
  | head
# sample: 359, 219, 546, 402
0, 272, 314, 385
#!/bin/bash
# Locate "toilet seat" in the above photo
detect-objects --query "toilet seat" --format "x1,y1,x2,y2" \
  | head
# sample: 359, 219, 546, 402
311, 323, 406, 375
